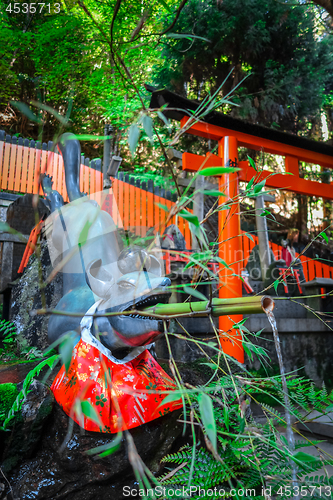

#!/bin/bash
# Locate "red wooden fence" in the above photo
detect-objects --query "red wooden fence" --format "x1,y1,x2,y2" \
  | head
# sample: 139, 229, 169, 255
2, 136, 333, 280
241, 233, 333, 281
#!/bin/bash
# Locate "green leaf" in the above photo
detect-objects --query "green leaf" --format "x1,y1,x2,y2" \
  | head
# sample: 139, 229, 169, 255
155, 202, 169, 211
244, 343, 269, 358
157, 111, 171, 131
199, 167, 240, 176
10, 101, 41, 123
156, 0, 172, 13
179, 209, 200, 227
293, 451, 320, 464
273, 279, 279, 293
31, 101, 69, 125
183, 285, 208, 301
198, 393, 217, 452
196, 189, 226, 197
218, 204, 231, 211
223, 405, 230, 432
244, 232, 254, 242
319, 231, 329, 243
259, 209, 271, 217
253, 180, 266, 194
128, 124, 140, 157
81, 400, 103, 427
78, 220, 93, 246
142, 115, 154, 145
59, 333, 76, 373
214, 256, 231, 269
158, 391, 184, 408
86, 432, 123, 457
247, 155, 258, 172
246, 177, 255, 190
165, 33, 211, 43
72, 134, 106, 141
232, 318, 247, 328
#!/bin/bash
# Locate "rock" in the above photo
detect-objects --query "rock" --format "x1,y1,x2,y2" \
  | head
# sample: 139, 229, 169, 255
10, 240, 63, 351
1, 380, 54, 474
7, 403, 182, 500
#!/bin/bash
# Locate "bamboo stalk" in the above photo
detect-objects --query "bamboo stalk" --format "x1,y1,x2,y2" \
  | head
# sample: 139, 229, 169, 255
143, 295, 274, 318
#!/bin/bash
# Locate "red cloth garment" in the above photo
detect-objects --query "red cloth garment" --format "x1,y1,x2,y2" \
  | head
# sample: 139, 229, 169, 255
282, 244, 295, 267
51, 302, 182, 433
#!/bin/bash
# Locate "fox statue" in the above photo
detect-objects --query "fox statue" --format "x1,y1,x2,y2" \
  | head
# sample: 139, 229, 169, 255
43, 133, 181, 433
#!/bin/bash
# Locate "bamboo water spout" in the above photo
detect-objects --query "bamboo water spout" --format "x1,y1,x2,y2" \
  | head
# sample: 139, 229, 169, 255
143, 295, 274, 318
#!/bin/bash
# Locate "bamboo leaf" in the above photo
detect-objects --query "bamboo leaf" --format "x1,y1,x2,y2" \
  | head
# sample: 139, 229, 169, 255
197, 392, 217, 452
128, 123, 140, 157
199, 167, 240, 176
273, 279, 279, 293
157, 111, 171, 130
81, 400, 103, 427
247, 155, 258, 172
244, 232, 254, 242
142, 115, 154, 145
155, 202, 169, 211
10, 101, 41, 123
165, 33, 211, 43
246, 177, 255, 190
179, 209, 199, 227
59, 332, 76, 373
253, 180, 266, 194
223, 405, 230, 432
183, 285, 207, 301
31, 101, 69, 125
158, 391, 184, 407
320, 231, 329, 243
196, 189, 226, 197
86, 432, 123, 457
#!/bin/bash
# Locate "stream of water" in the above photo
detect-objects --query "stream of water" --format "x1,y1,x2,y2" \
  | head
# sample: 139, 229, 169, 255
266, 310, 299, 499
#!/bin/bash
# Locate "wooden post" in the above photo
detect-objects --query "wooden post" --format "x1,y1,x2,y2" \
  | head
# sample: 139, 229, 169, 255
218, 136, 244, 363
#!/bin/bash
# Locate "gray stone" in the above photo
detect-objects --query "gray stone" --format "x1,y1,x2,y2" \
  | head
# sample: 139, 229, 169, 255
1, 380, 54, 474
7, 403, 182, 500
10, 240, 63, 351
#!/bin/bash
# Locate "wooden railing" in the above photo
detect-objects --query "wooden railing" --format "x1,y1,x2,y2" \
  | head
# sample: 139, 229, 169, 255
0, 132, 193, 248
99, 180, 193, 249
242, 233, 333, 281
0, 131, 102, 201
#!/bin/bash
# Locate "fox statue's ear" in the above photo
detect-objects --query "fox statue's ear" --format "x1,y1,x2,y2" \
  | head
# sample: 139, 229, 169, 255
86, 259, 115, 298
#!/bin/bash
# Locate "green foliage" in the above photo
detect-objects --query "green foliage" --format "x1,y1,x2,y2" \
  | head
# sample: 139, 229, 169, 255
158, 374, 333, 499
0, 354, 59, 430
0, 383, 19, 421
0, 319, 43, 362
155, 0, 333, 134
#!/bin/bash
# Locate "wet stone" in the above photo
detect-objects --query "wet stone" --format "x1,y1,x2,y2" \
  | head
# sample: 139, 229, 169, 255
1, 380, 54, 475
6, 404, 182, 500
10, 239, 63, 351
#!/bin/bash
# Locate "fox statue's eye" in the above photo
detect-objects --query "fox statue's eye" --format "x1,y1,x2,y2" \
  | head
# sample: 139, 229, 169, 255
117, 246, 151, 274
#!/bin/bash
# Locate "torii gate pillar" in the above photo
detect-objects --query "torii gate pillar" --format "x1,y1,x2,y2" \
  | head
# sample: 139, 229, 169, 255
218, 137, 244, 363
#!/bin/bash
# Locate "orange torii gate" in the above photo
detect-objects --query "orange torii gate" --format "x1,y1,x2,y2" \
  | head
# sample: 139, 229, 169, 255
150, 88, 333, 363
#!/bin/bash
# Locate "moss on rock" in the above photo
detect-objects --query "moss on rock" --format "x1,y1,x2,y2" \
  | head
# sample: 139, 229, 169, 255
0, 383, 19, 421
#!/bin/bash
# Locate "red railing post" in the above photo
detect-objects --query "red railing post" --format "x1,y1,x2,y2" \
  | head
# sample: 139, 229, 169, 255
218, 136, 244, 363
